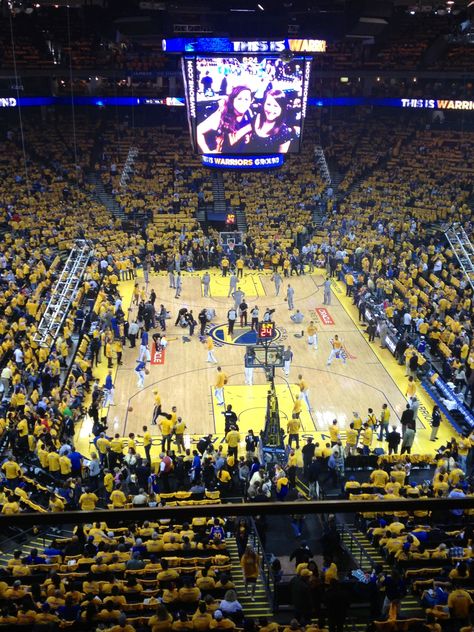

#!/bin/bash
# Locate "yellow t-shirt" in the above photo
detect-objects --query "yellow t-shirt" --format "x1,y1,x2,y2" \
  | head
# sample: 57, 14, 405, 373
79, 492, 98, 511
2, 461, 21, 479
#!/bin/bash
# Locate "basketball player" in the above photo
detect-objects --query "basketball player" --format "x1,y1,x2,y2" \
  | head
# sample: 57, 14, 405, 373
297, 374, 312, 411
272, 272, 282, 295
244, 351, 254, 386
139, 331, 149, 362
307, 321, 318, 350
205, 335, 217, 363
232, 287, 244, 311
214, 366, 228, 406
202, 272, 211, 297
323, 277, 331, 305
327, 335, 346, 366
151, 389, 165, 425
175, 272, 182, 299
168, 264, 176, 289
287, 284, 295, 310
135, 360, 146, 388
283, 346, 293, 376
228, 272, 238, 297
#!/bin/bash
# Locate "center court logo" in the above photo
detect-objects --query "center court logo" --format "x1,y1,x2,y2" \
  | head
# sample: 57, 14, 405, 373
209, 324, 282, 347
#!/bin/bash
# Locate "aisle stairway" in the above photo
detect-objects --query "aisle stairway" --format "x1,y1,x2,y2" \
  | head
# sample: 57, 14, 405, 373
349, 527, 425, 619
210, 171, 247, 233
0, 529, 63, 567
226, 537, 273, 618
444, 221, 474, 291
211, 171, 227, 216
86, 171, 126, 221
343, 525, 389, 572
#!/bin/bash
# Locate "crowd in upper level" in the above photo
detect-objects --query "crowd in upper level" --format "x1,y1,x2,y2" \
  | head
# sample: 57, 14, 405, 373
1, 7, 473, 75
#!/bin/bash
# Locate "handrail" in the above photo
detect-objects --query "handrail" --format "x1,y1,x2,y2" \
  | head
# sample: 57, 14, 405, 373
249, 516, 274, 611
0, 497, 472, 528
0, 525, 49, 553
60, 268, 106, 393
337, 523, 366, 569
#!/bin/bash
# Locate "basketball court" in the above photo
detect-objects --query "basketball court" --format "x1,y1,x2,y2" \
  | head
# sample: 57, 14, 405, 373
76, 268, 458, 458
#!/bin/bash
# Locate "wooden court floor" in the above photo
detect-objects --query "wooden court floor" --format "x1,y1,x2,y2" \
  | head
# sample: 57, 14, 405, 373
77, 269, 458, 459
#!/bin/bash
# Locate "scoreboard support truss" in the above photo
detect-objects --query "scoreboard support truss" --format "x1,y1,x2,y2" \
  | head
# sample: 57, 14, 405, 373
244, 322, 286, 462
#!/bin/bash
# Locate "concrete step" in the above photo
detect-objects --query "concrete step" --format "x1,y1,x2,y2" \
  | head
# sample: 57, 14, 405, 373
225, 538, 273, 617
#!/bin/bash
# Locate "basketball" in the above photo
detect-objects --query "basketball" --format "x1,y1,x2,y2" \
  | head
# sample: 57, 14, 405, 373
128, 406, 133, 412
145, 369, 150, 375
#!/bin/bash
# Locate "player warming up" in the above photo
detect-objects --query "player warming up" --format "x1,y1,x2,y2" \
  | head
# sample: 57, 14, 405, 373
327, 334, 346, 366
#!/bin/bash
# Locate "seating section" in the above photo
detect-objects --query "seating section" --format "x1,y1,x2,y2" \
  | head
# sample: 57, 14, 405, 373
0, 7, 472, 74
222, 116, 326, 257
0, 518, 280, 630
371, 14, 451, 70
352, 515, 474, 629
315, 113, 474, 362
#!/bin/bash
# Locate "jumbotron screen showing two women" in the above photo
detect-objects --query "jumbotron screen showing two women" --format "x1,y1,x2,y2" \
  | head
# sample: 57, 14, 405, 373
182, 55, 311, 155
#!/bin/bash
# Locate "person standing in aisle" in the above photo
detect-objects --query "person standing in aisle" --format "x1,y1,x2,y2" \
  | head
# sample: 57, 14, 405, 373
206, 335, 217, 363
215, 366, 228, 406
240, 546, 260, 600
287, 284, 295, 310
202, 271, 211, 297
323, 277, 331, 305
283, 346, 293, 377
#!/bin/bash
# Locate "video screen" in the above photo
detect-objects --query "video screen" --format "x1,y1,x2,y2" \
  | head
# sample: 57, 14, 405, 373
186, 55, 310, 155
